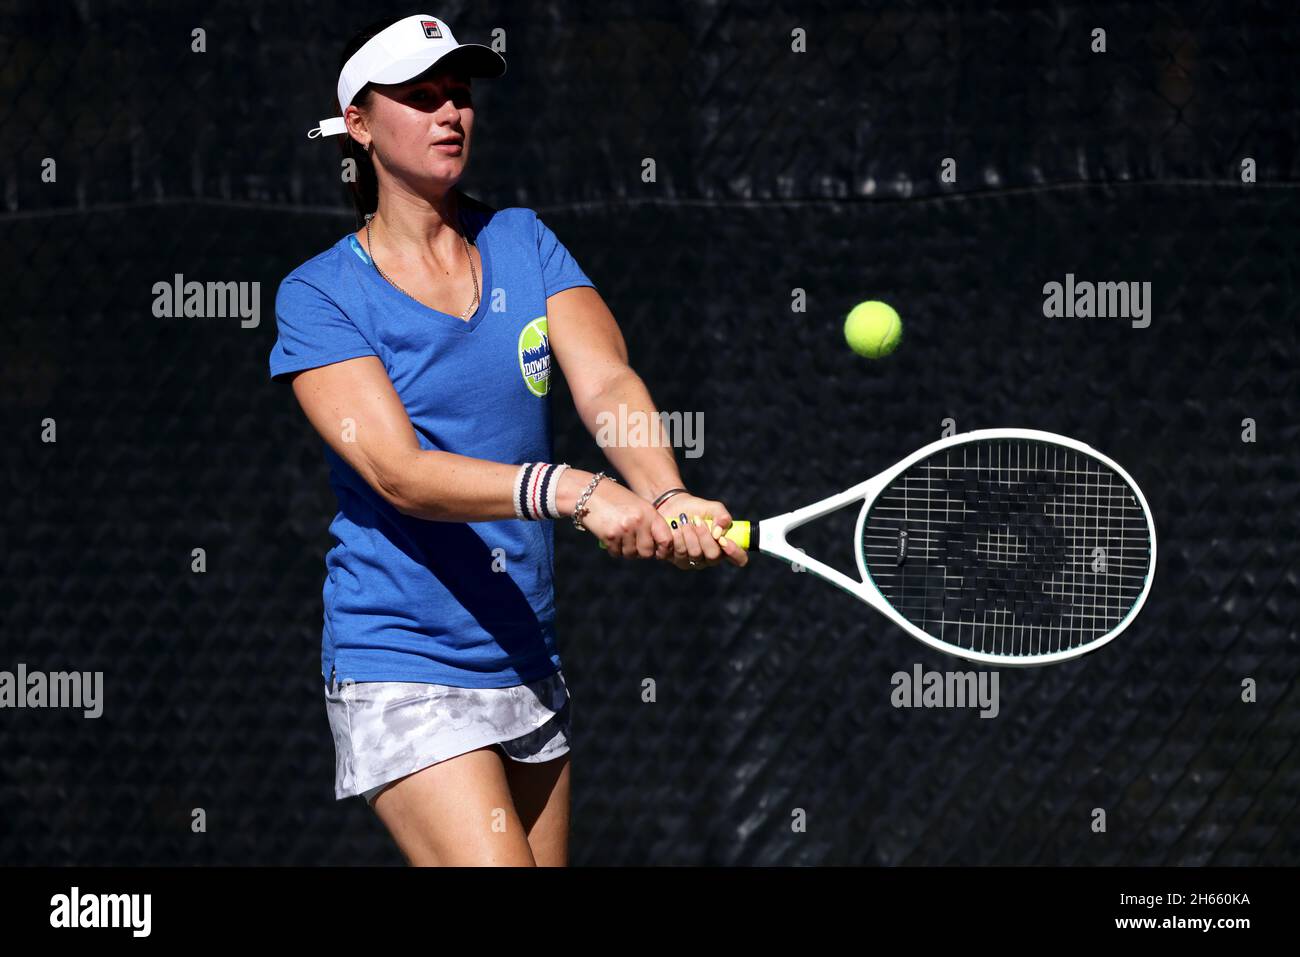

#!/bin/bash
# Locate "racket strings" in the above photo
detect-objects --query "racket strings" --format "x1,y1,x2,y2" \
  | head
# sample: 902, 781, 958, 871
861, 439, 1152, 659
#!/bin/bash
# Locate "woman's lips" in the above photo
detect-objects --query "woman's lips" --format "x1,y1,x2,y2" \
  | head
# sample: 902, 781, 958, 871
433, 141, 463, 153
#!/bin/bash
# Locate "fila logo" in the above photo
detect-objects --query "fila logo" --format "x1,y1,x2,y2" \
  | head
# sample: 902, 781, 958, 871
421, 20, 443, 39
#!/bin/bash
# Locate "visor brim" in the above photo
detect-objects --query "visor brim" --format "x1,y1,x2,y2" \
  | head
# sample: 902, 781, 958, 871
368, 44, 506, 87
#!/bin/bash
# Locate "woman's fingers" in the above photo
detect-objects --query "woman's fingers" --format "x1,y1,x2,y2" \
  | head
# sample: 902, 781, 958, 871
692, 517, 723, 561
718, 534, 749, 567
636, 522, 658, 558
669, 521, 688, 560
706, 502, 732, 528
670, 520, 721, 568
650, 504, 747, 571
650, 512, 675, 559
681, 522, 705, 561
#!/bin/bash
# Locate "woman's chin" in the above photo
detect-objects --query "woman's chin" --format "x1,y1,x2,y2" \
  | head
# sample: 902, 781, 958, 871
426, 157, 466, 179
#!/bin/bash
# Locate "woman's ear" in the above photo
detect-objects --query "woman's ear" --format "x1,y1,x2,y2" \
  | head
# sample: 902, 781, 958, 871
343, 105, 370, 146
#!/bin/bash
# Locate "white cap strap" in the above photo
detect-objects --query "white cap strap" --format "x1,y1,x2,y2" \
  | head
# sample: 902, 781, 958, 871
308, 117, 349, 139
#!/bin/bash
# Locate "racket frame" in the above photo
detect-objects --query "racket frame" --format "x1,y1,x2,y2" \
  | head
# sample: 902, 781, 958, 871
752, 428, 1157, 666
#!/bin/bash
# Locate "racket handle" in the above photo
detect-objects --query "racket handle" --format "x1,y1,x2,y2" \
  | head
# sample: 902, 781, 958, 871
597, 517, 752, 551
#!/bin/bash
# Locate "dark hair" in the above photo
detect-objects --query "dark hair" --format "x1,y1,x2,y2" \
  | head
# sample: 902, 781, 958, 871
335, 16, 405, 226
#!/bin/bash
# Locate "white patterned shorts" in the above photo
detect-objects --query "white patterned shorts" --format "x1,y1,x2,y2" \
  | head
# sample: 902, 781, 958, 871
324, 669, 571, 805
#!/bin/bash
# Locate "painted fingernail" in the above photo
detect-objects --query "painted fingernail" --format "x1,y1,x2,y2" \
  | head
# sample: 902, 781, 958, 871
670, 519, 678, 529
679, 513, 688, 525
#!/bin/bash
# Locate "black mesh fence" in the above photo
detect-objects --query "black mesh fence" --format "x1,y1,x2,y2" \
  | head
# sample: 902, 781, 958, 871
1, 1, 1297, 865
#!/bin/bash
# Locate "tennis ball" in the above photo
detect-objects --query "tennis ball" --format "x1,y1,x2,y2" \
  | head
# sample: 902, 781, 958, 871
844, 301, 902, 358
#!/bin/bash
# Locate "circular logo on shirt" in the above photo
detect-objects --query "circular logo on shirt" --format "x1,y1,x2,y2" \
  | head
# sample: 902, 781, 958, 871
518, 317, 551, 397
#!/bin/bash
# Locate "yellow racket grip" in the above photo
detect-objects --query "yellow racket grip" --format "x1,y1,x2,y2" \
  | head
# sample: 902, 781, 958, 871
597, 517, 752, 550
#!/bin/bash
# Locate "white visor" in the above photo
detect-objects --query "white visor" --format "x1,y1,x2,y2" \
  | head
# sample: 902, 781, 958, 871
308, 14, 505, 139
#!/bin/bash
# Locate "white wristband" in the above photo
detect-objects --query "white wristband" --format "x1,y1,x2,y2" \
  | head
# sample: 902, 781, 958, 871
513, 462, 569, 520
546, 464, 569, 520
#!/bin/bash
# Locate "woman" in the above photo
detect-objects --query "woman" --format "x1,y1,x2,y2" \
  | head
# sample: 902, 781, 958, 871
270, 13, 746, 866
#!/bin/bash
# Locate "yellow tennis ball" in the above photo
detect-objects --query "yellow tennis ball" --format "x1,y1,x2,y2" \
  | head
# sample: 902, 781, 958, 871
844, 301, 902, 358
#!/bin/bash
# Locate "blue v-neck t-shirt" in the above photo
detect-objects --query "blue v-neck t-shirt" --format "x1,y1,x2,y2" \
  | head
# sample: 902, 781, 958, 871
269, 198, 595, 688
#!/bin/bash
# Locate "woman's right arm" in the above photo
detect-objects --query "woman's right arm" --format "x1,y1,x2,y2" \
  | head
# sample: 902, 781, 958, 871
286, 355, 675, 558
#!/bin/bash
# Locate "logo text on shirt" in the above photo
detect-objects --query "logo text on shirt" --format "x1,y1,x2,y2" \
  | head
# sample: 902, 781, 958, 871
518, 317, 551, 397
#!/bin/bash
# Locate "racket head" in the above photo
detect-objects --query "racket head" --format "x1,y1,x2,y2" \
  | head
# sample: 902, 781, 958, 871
853, 429, 1156, 667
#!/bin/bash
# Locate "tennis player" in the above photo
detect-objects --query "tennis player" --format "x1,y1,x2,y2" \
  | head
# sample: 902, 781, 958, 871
269, 13, 746, 866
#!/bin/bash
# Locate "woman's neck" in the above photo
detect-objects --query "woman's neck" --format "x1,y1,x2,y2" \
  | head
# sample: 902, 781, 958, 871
370, 187, 464, 254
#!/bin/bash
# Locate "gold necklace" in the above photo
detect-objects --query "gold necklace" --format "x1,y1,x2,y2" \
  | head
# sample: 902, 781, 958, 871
364, 209, 480, 320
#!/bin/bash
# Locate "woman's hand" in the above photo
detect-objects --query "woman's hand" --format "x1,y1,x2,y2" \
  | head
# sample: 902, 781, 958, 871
577, 476, 675, 559
656, 493, 749, 571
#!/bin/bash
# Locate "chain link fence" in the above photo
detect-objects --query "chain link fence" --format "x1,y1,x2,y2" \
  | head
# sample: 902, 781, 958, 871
1, 0, 1296, 864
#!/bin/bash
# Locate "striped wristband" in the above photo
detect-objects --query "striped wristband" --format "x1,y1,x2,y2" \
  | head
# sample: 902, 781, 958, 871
513, 462, 570, 521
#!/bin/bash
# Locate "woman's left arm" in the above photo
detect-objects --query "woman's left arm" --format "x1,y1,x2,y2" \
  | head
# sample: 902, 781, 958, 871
546, 286, 746, 570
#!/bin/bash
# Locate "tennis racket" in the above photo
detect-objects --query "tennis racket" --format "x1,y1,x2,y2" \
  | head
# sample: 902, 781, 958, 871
693, 429, 1156, 666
